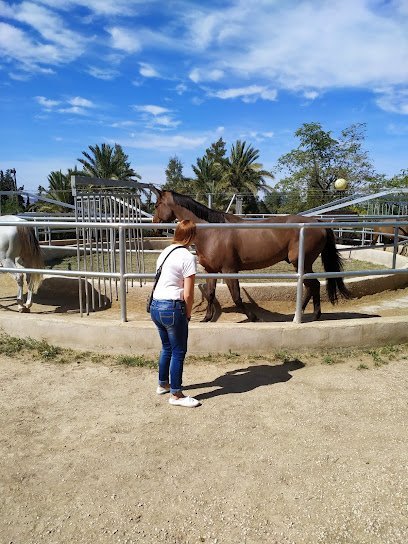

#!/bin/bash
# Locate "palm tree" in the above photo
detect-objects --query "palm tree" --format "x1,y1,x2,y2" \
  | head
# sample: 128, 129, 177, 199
78, 143, 140, 182
34, 169, 79, 212
192, 156, 230, 209
223, 140, 274, 196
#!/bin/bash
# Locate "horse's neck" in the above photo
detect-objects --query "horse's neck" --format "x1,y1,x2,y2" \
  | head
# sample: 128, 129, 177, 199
172, 203, 206, 223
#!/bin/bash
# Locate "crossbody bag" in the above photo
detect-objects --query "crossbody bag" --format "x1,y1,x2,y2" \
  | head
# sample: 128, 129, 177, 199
146, 245, 184, 313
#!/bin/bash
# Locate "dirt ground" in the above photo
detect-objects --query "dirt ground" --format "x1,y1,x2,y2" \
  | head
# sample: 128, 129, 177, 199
1, 273, 408, 543
1, 344, 408, 544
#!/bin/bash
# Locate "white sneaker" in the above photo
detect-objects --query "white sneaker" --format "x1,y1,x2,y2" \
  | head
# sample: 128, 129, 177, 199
169, 396, 200, 408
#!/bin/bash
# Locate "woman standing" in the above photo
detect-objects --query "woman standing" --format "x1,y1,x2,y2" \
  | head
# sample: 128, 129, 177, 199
150, 219, 200, 408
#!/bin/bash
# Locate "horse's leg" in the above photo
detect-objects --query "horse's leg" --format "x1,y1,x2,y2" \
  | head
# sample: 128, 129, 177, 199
24, 273, 33, 309
304, 278, 321, 320
1, 258, 26, 311
225, 278, 258, 322
291, 259, 321, 321
202, 278, 217, 322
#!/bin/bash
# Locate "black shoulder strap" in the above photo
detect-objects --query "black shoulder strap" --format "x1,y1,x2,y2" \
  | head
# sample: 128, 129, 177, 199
157, 245, 184, 273
153, 245, 185, 290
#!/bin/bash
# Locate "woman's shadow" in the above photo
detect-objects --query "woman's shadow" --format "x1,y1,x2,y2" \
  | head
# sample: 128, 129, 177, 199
183, 359, 305, 401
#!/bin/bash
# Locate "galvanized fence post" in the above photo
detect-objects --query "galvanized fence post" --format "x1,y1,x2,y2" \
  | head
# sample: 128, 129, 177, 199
392, 225, 399, 269
293, 225, 305, 324
119, 226, 127, 322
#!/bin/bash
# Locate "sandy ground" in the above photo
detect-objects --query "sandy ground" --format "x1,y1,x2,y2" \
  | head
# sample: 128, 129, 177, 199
0, 348, 407, 544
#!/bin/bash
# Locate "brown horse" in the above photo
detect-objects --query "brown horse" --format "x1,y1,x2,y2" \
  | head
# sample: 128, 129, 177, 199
372, 221, 408, 253
152, 189, 351, 322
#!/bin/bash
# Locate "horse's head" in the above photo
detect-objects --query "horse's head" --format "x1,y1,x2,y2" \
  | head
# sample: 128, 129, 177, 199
152, 188, 176, 223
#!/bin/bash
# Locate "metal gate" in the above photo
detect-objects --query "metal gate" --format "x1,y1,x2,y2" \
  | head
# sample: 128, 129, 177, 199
71, 176, 150, 315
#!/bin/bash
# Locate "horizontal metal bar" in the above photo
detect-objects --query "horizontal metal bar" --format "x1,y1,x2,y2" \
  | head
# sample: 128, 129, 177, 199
0, 268, 120, 279
1, 219, 407, 230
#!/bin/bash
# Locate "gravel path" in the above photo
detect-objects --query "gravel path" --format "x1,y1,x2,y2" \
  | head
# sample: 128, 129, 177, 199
1, 353, 407, 544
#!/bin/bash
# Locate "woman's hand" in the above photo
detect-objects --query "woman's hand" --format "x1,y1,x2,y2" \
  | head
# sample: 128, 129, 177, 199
184, 274, 195, 320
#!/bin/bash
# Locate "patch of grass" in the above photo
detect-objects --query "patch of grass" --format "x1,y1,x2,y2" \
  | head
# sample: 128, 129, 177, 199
322, 354, 336, 365
274, 350, 292, 363
357, 363, 369, 370
116, 355, 156, 368
30, 339, 62, 360
0, 334, 28, 356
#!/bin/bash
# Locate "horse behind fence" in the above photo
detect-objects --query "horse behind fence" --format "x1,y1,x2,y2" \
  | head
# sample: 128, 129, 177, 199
0, 215, 44, 312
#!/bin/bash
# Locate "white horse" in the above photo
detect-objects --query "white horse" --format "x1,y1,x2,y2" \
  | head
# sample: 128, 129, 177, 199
0, 215, 44, 312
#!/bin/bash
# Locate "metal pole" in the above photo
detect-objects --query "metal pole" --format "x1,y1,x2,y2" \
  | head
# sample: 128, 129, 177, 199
293, 226, 305, 323
392, 225, 399, 269
119, 226, 127, 322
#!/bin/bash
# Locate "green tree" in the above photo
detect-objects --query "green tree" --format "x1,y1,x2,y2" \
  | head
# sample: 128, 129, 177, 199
276, 122, 375, 210
369, 169, 408, 191
35, 168, 78, 212
163, 156, 192, 193
77, 143, 140, 181
190, 138, 228, 208
0, 168, 25, 213
223, 140, 274, 197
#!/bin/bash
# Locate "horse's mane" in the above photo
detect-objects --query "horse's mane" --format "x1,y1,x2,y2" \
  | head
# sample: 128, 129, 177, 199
172, 191, 226, 223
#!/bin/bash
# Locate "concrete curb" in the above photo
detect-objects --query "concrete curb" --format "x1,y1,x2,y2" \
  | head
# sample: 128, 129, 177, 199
0, 312, 407, 355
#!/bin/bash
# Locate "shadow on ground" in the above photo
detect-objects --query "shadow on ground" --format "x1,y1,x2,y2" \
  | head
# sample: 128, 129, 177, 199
184, 360, 305, 400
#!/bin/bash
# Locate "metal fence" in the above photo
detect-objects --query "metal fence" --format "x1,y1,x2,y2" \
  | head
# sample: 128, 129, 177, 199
0, 218, 407, 324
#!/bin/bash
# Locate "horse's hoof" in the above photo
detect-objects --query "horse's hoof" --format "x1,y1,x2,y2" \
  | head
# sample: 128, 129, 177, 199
313, 310, 322, 321
19, 306, 30, 313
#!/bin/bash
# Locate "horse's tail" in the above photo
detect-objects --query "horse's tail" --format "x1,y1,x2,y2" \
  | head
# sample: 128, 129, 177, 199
17, 225, 44, 293
321, 228, 352, 304
372, 227, 379, 245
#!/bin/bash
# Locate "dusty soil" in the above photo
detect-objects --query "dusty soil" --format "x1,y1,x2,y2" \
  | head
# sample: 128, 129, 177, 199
0, 347, 407, 544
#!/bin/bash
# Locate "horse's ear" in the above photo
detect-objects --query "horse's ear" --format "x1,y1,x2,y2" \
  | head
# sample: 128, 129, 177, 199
150, 185, 162, 198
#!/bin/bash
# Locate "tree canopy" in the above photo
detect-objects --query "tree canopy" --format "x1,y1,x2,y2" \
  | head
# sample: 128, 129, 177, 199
78, 143, 140, 182
275, 122, 376, 211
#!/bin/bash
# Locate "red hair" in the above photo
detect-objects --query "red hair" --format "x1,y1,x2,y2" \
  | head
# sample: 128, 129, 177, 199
173, 219, 196, 246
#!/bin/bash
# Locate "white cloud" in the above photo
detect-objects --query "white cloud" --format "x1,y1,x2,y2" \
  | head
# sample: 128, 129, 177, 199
111, 120, 137, 128
107, 27, 141, 53
69, 96, 95, 108
375, 88, 408, 115
189, 67, 224, 83
0, 2, 85, 74
153, 116, 181, 128
133, 105, 181, 129
179, 0, 408, 98
303, 91, 319, 100
241, 130, 274, 142
36, 0, 144, 16
35, 96, 60, 108
122, 133, 208, 150
57, 106, 88, 115
175, 83, 187, 95
134, 105, 171, 116
87, 66, 119, 80
35, 94, 95, 115
139, 62, 160, 78
211, 85, 277, 103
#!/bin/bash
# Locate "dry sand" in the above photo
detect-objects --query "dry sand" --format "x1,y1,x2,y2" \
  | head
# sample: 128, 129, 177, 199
0, 347, 407, 544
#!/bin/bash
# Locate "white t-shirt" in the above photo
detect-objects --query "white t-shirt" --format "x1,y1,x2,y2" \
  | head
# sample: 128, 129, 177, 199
153, 244, 197, 301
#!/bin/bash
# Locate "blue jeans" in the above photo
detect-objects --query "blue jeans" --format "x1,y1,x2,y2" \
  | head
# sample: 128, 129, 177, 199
150, 299, 189, 394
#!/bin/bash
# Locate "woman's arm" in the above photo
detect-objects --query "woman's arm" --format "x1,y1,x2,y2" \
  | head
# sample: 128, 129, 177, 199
183, 274, 195, 320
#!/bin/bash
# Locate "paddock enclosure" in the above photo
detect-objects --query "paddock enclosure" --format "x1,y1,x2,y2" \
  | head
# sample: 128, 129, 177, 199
0, 183, 407, 349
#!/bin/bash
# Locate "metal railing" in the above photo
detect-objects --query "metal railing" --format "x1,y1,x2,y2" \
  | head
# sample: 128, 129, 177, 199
0, 218, 407, 324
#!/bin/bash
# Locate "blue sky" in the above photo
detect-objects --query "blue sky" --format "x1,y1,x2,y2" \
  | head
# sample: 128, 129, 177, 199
1, 0, 407, 193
